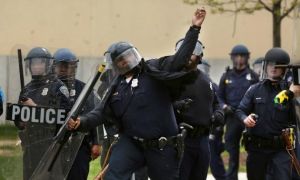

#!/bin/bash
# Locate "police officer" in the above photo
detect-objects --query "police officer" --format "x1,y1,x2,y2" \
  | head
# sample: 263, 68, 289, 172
53, 48, 101, 180
67, 8, 206, 180
198, 60, 226, 180
235, 47, 295, 180
174, 41, 224, 180
16, 47, 70, 180
217, 44, 259, 180
252, 57, 264, 78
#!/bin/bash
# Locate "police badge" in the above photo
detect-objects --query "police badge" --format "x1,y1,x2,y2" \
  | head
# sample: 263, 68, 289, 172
41, 88, 48, 96
246, 73, 252, 80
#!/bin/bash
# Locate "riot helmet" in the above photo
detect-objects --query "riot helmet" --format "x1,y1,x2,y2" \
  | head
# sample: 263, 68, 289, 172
252, 57, 264, 77
25, 47, 54, 80
53, 48, 78, 88
175, 39, 204, 57
230, 44, 250, 70
105, 42, 142, 75
262, 47, 290, 80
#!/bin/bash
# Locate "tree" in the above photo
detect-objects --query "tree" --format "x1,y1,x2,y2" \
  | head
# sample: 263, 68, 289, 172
184, 0, 299, 47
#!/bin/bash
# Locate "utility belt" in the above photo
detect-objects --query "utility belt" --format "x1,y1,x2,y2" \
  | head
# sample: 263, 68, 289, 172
132, 136, 178, 150
186, 125, 209, 138
242, 132, 285, 150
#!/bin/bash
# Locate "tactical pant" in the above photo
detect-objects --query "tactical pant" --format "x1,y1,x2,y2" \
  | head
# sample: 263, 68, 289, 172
247, 149, 292, 180
209, 131, 226, 180
179, 136, 210, 180
224, 114, 244, 180
104, 135, 179, 180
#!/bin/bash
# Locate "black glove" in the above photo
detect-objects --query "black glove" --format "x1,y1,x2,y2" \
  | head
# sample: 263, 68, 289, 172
211, 110, 225, 126
173, 98, 193, 112
223, 105, 234, 115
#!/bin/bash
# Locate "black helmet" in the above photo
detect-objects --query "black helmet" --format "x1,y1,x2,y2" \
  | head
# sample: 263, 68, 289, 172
53, 48, 78, 89
53, 48, 78, 63
105, 41, 142, 75
230, 44, 250, 55
25, 47, 54, 79
264, 48, 290, 65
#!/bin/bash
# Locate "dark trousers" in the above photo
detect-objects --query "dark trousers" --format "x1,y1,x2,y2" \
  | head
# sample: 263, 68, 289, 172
247, 149, 292, 180
224, 114, 244, 180
67, 144, 91, 180
179, 136, 210, 180
104, 135, 179, 180
209, 132, 226, 180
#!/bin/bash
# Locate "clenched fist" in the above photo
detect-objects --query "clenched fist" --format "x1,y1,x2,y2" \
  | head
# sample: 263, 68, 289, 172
192, 7, 206, 28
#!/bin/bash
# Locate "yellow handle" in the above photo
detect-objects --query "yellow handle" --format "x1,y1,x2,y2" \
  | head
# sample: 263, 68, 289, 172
98, 64, 106, 73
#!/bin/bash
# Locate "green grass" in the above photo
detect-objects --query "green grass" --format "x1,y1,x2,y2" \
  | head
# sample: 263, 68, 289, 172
0, 142, 23, 180
0, 124, 19, 140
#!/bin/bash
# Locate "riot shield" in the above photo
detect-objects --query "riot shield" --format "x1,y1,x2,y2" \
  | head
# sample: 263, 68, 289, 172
5, 46, 72, 180
30, 63, 112, 180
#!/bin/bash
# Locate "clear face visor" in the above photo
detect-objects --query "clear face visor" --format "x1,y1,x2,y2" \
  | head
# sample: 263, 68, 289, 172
175, 41, 204, 56
112, 48, 142, 75
54, 61, 78, 81
253, 63, 263, 77
262, 61, 286, 80
26, 58, 53, 76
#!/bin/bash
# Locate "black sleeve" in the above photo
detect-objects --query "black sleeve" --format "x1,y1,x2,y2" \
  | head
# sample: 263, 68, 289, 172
78, 101, 106, 132
235, 85, 256, 123
212, 85, 224, 125
217, 73, 227, 108
155, 26, 200, 72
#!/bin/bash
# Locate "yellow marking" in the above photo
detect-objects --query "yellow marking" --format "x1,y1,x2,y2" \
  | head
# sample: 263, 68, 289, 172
98, 64, 106, 73
277, 90, 289, 104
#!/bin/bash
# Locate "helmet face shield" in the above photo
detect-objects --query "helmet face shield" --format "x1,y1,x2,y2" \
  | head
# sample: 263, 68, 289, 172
262, 61, 285, 80
112, 48, 142, 75
175, 40, 204, 56
26, 58, 53, 76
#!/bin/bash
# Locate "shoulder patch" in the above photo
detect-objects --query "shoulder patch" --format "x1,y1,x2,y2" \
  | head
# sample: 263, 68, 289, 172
59, 86, 69, 98
246, 73, 252, 80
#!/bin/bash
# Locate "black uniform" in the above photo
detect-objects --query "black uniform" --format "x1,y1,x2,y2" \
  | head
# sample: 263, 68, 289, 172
176, 70, 223, 180
17, 76, 70, 180
218, 67, 258, 180
78, 26, 200, 180
236, 79, 295, 180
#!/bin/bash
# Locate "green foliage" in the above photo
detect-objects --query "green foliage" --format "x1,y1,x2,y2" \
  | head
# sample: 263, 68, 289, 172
183, 0, 298, 16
